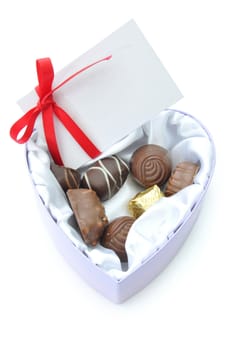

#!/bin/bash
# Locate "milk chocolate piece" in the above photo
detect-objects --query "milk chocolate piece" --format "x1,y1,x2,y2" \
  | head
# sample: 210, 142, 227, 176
67, 189, 108, 246
101, 216, 135, 262
165, 161, 200, 196
128, 185, 164, 218
51, 163, 80, 192
130, 144, 171, 188
81, 155, 129, 201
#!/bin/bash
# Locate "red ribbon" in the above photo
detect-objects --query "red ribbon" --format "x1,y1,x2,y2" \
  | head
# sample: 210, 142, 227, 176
10, 55, 112, 165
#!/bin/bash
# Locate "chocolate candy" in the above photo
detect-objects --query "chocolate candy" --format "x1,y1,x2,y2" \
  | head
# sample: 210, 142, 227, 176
128, 185, 164, 218
67, 189, 108, 246
81, 155, 129, 201
101, 216, 135, 262
130, 144, 171, 188
51, 163, 80, 192
165, 161, 199, 196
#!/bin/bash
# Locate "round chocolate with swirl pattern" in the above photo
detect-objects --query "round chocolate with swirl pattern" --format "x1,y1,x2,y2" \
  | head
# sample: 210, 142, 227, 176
130, 144, 171, 188
81, 156, 129, 201
101, 216, 135, 262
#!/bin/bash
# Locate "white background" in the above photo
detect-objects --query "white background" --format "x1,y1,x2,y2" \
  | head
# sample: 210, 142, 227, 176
0, 1, 231, 349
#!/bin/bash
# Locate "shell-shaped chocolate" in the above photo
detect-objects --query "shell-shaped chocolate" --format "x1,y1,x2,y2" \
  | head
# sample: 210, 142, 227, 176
101, 216, 135, 262
130, 144, 171, 188
165, 161, 199, 196
51, 163, 80, 192
81, 156, 129, 201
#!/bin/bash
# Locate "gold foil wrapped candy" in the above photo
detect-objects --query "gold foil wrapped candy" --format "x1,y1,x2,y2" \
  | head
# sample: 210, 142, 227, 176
128, 185, 164, 218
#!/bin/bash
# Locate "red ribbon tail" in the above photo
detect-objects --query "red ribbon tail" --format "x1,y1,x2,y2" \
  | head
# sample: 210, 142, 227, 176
10, 55, 112, 163
42, 105, 64, 166
53, 104, 101, 159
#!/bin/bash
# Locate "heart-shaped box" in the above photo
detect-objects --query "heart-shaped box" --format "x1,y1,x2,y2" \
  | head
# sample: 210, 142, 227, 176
26, 109, 215, 303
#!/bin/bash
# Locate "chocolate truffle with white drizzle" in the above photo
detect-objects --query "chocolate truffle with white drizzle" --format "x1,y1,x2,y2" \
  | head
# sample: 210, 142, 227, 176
81, 155, 129, 201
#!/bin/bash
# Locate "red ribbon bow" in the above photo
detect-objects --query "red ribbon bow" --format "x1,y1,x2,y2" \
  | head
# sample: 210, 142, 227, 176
10, 55, 112, 165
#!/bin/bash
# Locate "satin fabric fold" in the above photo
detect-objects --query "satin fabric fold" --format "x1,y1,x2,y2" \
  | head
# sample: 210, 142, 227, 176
26, 110, 214, 280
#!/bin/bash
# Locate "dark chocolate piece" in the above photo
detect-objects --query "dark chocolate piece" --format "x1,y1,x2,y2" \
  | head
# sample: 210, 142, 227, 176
130, 144, 171, 188
51, 163, 80, 192
165, 161, 199, 196
101, 216, 135, 262
67, 189, 108, 246
81, 155, 129, 201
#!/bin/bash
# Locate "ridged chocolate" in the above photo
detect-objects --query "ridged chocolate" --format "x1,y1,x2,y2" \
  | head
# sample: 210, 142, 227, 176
51, 163, 80, 192
67, 189, 108, 246
165, 161, 199, 196
130, 144, 171, 188
81, 155, 129, 201
101, 216, 135, 262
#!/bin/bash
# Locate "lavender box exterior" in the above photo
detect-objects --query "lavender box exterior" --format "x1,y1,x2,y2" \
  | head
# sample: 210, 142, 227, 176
26, 110, 216, 303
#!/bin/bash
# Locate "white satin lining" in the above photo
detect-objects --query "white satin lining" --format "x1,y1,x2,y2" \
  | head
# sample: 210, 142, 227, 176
26, 110, 214, 280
